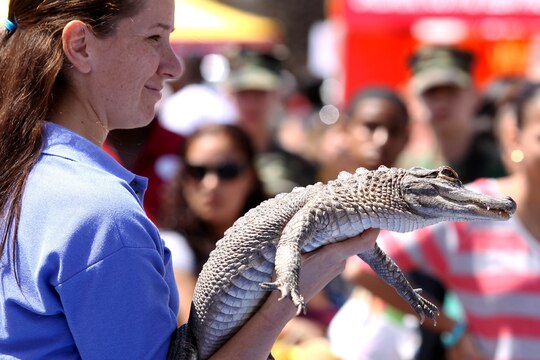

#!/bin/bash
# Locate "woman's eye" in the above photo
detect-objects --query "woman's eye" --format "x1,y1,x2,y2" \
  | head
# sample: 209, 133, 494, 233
148, 35, 161, 42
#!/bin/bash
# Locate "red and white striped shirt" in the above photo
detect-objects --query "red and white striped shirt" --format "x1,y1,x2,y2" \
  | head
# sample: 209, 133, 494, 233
373, 178, 540, 360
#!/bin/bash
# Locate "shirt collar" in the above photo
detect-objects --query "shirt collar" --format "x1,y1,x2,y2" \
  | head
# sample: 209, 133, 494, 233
41, 122, 147, 196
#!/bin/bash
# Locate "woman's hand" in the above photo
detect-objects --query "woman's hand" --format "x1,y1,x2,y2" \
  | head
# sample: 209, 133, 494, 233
297, 228, 380, 303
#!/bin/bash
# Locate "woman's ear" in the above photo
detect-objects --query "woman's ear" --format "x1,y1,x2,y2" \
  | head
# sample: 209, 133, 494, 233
62, 20, 92, 74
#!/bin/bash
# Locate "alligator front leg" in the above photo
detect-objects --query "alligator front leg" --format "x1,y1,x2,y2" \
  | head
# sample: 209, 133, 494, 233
357, 243, 439, 324
259, 234, 305, 315
260, 208, 318, 315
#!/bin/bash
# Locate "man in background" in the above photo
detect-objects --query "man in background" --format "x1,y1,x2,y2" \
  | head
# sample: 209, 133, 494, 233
224, 50, 318, 196
405, 45, 506, 183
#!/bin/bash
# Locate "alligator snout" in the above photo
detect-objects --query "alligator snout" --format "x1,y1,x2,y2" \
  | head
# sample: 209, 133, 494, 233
505, 196, 517, 214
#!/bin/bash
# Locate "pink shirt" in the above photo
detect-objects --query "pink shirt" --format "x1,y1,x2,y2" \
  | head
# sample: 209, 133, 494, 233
362, 178, 540, 359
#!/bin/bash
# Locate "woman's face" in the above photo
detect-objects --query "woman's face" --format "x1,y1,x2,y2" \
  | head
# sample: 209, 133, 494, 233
90, 0, 182, 130
517, 93, 540, 182
182, 132, 255, 231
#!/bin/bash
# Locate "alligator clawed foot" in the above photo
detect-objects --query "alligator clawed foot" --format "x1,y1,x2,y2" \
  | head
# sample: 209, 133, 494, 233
260, 281, 280, 293
260, 281, 306, 315
412, 288, 439, 325
291, 292, 306, 315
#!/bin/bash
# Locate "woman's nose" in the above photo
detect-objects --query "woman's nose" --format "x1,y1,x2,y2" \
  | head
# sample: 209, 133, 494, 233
200, 172, 220, 189
160, 44, 183, 80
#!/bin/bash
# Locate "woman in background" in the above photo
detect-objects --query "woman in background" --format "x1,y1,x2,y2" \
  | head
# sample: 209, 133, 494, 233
160, 123, 267, 324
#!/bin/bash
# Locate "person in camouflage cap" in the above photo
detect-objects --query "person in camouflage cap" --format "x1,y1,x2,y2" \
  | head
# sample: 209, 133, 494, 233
409, 46, 474, 95
402, 45, 506, 360
224, 49, 318, 196
406, 45, 505, 183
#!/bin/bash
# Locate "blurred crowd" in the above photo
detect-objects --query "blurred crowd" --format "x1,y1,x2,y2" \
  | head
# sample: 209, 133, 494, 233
106, 44, 540, 360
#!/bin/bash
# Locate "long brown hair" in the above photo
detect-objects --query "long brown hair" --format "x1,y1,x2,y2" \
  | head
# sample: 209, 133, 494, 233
0, 0, 143, 280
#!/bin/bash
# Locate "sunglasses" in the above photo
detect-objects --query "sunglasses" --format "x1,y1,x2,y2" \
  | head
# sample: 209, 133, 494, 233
183, 162, 248, 181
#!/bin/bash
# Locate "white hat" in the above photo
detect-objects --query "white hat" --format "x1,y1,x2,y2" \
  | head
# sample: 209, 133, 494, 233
158, 84, 238, 136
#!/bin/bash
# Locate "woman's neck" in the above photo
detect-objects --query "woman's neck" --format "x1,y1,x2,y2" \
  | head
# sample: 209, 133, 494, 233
50, 92, 109, 146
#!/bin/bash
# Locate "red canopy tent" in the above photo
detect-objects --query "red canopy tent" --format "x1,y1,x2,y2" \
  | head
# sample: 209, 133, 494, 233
329, 0, 540, 101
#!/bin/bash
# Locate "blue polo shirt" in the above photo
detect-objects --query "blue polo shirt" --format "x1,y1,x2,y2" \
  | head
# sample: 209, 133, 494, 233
0, 122, 179, 359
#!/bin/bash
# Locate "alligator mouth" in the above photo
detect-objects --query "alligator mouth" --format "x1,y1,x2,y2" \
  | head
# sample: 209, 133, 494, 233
435, 184, 517, 221
467, 197, 517, 220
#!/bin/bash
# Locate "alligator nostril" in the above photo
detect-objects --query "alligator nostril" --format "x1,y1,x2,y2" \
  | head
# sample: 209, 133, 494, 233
506, 197, 517, 213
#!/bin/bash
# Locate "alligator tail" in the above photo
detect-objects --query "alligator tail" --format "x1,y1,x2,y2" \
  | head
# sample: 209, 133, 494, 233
167, 323, 198, 360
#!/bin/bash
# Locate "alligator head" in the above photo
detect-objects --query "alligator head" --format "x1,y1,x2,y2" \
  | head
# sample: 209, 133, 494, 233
400, 166, 516, 225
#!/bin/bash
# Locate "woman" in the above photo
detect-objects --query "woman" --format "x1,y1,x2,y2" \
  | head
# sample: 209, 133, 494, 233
159, 123, 268, 325
0, 0, 379, 358
341, 81, 540, 359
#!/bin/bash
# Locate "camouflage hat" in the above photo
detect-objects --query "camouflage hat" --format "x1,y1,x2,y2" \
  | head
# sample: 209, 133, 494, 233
408, 46, 475, 94
226, 50, 283, 92
226, 65, 281, 92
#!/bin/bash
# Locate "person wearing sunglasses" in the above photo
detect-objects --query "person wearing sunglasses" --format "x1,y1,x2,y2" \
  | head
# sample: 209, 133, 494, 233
159, 123, 268, 325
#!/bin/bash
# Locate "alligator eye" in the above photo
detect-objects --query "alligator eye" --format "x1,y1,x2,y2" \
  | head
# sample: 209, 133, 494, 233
438, 166, 460, 181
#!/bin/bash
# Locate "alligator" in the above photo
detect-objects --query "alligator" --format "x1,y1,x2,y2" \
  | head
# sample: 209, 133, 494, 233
167, 165, 517, 359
